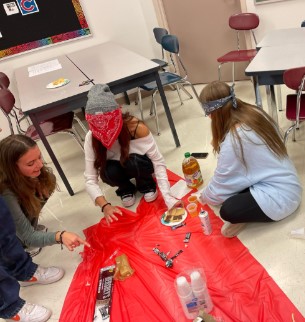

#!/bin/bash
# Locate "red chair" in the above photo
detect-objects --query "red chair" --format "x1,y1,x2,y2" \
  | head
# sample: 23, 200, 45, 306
217, 13, 259, 82
0, 87, 84, 151
283, 67, 305, 144
0, 72, 10, 88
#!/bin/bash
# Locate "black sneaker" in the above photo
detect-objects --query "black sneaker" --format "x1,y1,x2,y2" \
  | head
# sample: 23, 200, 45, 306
121, 193, 136, 207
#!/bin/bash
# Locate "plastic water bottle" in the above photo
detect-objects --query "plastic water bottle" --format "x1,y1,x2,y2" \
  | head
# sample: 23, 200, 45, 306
182, 152, 203, 189
176, 276, 198, 319
190, 270, 213, 313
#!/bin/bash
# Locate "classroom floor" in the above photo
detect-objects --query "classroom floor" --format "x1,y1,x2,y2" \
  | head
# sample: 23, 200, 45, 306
3, 80, 305, 321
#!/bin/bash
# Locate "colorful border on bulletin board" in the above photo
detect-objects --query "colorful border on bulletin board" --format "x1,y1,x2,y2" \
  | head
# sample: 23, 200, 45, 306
0, 0, 91, 59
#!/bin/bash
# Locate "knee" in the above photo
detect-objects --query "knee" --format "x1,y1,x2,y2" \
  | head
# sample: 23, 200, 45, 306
219, 199, 233, 222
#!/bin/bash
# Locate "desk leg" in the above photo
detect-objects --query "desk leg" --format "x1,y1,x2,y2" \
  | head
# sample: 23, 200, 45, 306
154, 71, 181, 147
29, 115, 75, 196
265, 85, 279, 125
276, 86, 283, 112
252, 76, 262, 108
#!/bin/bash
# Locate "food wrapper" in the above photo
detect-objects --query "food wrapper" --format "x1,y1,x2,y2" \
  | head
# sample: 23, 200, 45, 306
93, 265, 115, 322
113, 254, 135, 281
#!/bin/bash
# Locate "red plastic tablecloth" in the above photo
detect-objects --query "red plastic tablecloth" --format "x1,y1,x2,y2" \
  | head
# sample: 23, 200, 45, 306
60, 171, 305, 322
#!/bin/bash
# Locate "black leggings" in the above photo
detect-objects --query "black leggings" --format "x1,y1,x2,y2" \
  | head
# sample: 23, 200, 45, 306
220, 188, 274, 223
102, 154, 156, 197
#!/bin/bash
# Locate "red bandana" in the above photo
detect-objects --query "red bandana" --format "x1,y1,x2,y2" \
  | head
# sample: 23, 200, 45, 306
86, 109, 123, 149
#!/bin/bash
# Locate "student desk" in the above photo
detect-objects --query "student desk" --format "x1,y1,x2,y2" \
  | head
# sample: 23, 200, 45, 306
256, 27, 305, 49
15, 55, 89, 196
15, 42, 180, 196
66, 42, 180, 150
246, 43, 305, 124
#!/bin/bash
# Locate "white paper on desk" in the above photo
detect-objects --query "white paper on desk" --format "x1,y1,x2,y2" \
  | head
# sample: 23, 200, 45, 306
28, 59, 62, 77
170, 179, 192, 199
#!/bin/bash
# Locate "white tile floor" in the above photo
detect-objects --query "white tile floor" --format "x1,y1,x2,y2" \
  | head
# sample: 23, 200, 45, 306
3, 80, 305, 321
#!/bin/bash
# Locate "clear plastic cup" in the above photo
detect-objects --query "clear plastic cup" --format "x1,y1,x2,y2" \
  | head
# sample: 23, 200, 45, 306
186, 202, 199, 217
188, 195, 198, 204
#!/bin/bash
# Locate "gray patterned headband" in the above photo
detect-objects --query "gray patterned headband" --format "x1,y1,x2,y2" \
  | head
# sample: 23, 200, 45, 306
201, 84, 237, 116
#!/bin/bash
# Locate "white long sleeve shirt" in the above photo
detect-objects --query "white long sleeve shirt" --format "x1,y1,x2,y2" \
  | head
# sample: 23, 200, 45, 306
200, 127, 302, 221
84, 131, 177, 209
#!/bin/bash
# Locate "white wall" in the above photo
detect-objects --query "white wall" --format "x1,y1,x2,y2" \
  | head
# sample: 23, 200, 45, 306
245, 0, 305, 42
0, 0, 160, 139
1, 0, 305, 138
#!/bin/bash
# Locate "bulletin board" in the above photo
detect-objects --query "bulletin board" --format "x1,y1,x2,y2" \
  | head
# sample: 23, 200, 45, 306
0, 0, 91, 60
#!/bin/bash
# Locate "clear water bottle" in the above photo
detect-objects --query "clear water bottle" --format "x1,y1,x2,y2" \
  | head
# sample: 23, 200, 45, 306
182, 152, 203, 189
190, 270, 213, 313
175, 276, 198, 319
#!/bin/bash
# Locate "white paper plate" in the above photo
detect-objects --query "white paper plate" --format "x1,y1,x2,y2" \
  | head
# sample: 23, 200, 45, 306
46, 78, 70, 89
161, 208, 187, 227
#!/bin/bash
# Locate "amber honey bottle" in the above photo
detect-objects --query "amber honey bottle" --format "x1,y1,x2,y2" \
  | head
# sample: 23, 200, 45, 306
182, 152, 203, 189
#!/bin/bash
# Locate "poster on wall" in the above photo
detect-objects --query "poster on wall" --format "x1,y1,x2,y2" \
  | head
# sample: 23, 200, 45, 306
0, 0, 91, 60
254, 0, 290, 4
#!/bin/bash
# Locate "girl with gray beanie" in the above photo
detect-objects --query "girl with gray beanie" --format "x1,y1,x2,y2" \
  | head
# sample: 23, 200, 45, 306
84, 84, 180, 225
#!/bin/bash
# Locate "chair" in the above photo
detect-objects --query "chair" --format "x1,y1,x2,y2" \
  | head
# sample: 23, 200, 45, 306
283, 67, 305, 144
151, 27, 169, 69
217, 13, 259, 82
0, 87, 85, 151
135, 28, 169, 107
0, 72, 87, 141
137, 34, 198, 135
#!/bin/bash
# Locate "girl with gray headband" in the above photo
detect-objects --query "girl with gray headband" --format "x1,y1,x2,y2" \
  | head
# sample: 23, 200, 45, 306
198, 81, 301, 238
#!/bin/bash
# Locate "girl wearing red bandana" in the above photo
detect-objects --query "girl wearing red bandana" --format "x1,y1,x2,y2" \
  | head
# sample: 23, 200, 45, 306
84, 84, 180, 225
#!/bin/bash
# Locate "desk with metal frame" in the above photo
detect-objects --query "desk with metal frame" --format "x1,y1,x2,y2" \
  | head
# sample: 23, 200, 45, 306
15, 43, 180, 196
66, 42, 180, 148
256, 27, 305, 49
245, 43, 305, 124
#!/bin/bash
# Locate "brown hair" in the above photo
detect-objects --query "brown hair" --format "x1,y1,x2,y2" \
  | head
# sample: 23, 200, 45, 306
0, 134, 57, 219
199, 81, 287, 163
92, 112, 135, 180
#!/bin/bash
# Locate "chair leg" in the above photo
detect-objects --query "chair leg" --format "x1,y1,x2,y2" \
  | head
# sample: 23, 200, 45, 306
71, 126, 85, 150
73, 114, 88, 136
292, 123, 296, 142
218, 64, 222, 81
184, 81, 200, 102
232, 62, 235, 84
178, 84, 193, 100
276, 86, 283, 112
284, 123, 297, 145
62, 128, 84, 151
175, 84, 184, 105
137, 88, 144, 120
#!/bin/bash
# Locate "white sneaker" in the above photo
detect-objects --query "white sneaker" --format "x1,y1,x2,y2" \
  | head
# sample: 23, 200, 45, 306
144, 189, 158, 203
7, 302, 51, 322
20, 266, 65, 287
221, 221, 246, 238
121, 193, 136, 207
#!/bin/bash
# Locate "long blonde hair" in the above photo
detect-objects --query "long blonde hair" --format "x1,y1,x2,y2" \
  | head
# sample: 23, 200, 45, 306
0, 134, 56, 219
199, 81, 287, 163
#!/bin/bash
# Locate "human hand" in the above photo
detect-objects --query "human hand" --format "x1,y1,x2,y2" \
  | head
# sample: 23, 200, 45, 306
170, 200, 184, 211
102, 204, 123, 226
61, 231, 91, 251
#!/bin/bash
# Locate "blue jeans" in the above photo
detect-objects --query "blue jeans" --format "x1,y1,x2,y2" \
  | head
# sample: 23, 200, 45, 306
0, 197, 37, 319
103, 154, 156, 197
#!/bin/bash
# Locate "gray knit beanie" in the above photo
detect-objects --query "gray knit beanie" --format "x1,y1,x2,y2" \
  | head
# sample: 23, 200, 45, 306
85, 84, 119, 115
